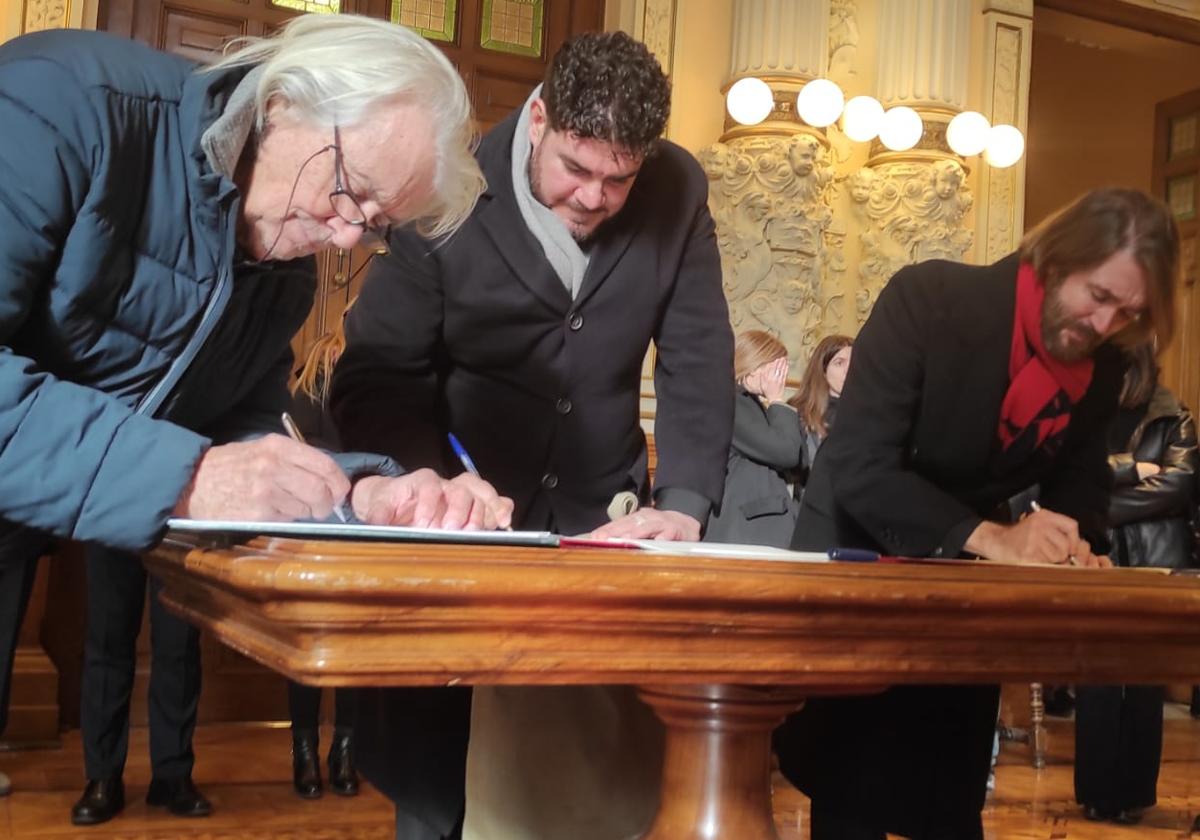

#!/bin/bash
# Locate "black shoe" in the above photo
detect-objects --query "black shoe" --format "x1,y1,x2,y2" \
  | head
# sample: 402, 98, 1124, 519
1114, 808, 1144, 825
292, 730, 322, 799
327, 730, 359, 797
146, 776, 212, 817
71, 777, 125, 826
1082, 804, 1111, 822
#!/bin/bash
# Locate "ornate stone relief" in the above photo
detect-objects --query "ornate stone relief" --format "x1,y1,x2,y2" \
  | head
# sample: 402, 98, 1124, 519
702, 134, 975, 362
24, 0, 70, 33
851, 159, 974, 323
699, 134, 843, 366
642, 0, 677, 76
828, 0, 860, 81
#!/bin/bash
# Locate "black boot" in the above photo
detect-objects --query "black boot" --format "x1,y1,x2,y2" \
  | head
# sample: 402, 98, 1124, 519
71, 776, 125, 825
327, 729, 359, 797
292, 729, 322, 799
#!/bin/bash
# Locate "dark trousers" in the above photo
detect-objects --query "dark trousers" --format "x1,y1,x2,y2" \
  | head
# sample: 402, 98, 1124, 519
1074, 684, 1164, 813
288, 681, 355, 735
395, 805, 463, 840
0, 525, 49, 737
81, 547, 201, 780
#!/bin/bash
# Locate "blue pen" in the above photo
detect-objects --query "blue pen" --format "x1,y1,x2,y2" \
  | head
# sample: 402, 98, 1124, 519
448, 432, 512, 531
828, 547, 881, 563
448, 433, 480, 476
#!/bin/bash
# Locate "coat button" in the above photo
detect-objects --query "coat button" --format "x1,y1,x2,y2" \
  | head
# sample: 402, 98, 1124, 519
542, 473, 559, 489
556, 398, 573, 415
568, 311, 584, 331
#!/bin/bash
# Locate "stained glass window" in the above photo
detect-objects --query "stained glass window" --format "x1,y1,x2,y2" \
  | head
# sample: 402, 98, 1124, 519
480, 0, 543, 58
271, 0, 340, 14
391, 0, 457, 43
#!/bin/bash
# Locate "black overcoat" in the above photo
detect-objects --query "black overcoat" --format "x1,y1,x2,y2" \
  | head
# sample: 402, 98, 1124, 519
331, 109, 734, 836
780, 254, 1124, 838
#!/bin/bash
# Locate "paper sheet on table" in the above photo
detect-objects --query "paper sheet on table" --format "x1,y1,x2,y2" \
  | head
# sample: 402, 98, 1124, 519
560, 536, 830, 562
166, 518, 560, 547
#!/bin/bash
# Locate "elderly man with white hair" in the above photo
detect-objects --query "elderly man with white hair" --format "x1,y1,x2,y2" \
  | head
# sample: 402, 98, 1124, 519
0, 15, 509, 823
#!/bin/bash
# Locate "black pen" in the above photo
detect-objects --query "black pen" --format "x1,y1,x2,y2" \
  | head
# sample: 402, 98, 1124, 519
827, 547, 881, 563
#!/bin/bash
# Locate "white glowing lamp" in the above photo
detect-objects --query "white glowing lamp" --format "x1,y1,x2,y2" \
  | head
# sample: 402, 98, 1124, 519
879, 106, 923, 152
726, 77, 774, 126
796, 78, 845, 128
946, 111, 991, 157
984, 124, 1025, 168
841, 95, 884, 142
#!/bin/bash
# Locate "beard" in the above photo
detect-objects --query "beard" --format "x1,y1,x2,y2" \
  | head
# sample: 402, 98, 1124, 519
1041, 288, 1101, 363
527, 143, 601, 245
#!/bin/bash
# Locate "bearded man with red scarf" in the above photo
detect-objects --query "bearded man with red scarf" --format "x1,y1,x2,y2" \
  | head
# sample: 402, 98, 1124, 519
777, 188, 1179, 840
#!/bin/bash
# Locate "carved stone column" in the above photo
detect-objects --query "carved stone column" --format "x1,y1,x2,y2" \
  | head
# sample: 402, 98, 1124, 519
975, 0, 1033, 263
851, 0, 975, 319
699, 0, 845, 368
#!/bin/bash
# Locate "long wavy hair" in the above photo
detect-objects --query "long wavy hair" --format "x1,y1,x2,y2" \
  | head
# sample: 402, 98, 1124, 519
789, 334, 853, 436
291, 298, 355, 404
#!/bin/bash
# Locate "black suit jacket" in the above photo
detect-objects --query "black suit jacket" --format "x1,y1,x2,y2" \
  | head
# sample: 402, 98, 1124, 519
332, 109, 734, 535
330, 111, 734, 835
793, 253, 1123, 557
778, 255, 1125, 837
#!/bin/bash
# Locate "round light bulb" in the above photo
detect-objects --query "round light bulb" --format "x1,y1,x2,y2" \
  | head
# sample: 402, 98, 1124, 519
879, 106, 923, 152
796, 78, 845, 128
841, 95, 884, 142
946, 111, 991, 157
984, 124, 1025, 168
726, 77, 774, 126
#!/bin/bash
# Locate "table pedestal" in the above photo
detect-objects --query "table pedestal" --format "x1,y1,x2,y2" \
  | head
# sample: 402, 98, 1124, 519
637, 684, 806, 840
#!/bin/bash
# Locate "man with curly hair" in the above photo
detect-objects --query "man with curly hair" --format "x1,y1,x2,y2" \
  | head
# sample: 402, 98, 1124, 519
331, 30, 733, 840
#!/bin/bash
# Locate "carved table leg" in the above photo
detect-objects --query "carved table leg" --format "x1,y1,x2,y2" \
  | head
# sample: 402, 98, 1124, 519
1028, 682, 1047, 769
637, 684, 805, 840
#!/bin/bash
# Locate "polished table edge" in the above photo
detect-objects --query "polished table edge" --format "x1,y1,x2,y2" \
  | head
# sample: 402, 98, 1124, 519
145, 532, 1200, 688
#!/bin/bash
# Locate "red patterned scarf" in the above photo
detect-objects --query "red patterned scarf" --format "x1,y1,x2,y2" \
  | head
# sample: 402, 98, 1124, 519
996, 263, 1094, 461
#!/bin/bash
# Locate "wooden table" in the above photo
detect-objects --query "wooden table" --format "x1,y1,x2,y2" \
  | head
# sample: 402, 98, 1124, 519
146, 536, 1200, 840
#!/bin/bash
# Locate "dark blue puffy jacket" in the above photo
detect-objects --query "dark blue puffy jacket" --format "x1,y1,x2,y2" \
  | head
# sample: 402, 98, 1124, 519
0, 29, 392, 551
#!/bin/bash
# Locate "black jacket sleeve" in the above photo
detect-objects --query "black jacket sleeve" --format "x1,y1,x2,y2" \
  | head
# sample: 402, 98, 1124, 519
823, 265, 983, 557
1108, 410, 1199, 527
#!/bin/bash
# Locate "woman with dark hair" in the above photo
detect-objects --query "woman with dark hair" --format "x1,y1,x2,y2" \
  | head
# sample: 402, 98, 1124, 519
705, 330, 802, 546
788, 334, 853, 490
1074, 343, 1197, 825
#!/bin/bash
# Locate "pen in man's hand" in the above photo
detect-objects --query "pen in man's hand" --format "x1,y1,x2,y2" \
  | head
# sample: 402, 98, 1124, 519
448, 433, 480, 476
448, 432, 512, 530
281, 412, 351, 523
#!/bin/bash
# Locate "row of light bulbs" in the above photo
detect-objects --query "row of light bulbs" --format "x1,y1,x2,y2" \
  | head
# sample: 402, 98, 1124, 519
725, 76, 1026, 169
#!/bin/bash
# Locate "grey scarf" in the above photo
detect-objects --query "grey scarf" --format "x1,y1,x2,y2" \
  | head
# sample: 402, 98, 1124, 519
511, 85, 589, 299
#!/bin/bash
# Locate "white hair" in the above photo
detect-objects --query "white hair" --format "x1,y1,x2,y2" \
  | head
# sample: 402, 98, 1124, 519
207, 14, 484, 238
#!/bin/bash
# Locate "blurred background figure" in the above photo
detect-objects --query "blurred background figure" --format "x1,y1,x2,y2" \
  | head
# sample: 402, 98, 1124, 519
286, 308, 361, 801
706, 330, 801, 547
788, 335, 853, 495
1075, 343, 1197, 826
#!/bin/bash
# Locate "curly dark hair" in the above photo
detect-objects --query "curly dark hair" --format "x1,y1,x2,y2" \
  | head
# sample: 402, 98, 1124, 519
542, 31, 671, 159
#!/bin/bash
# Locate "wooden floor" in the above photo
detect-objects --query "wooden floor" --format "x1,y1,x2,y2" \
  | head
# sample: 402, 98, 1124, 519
3, 708, 1200, 839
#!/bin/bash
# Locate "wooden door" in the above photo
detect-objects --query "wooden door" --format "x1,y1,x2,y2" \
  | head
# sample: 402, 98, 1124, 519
1154, 88, 1200, 415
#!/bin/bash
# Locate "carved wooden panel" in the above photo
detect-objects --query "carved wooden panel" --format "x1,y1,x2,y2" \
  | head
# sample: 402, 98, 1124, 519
161, 7, 247, 63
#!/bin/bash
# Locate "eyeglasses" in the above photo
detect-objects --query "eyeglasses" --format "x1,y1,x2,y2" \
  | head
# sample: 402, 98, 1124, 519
262, 125, 392, 263
330, 125, 392, 253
